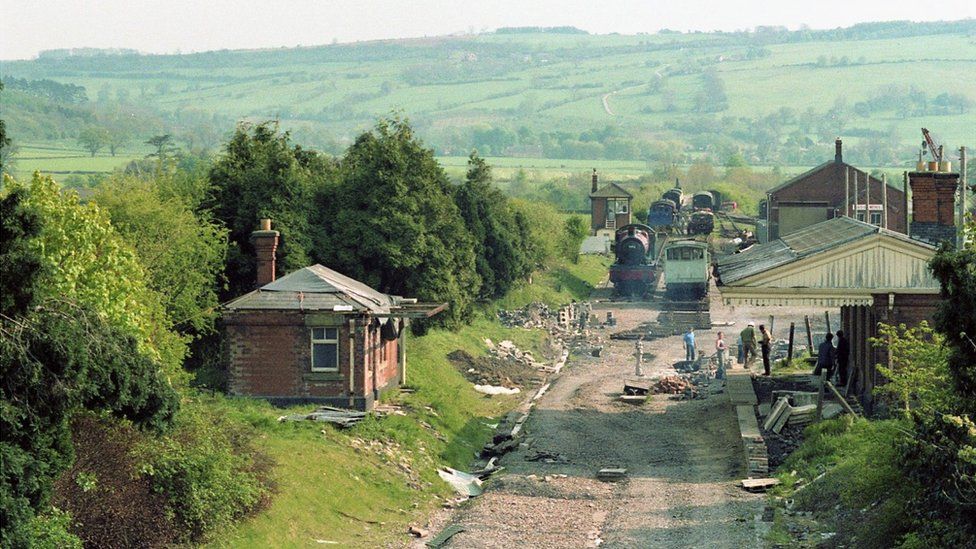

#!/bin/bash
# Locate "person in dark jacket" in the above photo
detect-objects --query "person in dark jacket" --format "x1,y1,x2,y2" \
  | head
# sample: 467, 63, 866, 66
835, 330, 850, 386
759, 324, 772, 376
813, 332, 836, 379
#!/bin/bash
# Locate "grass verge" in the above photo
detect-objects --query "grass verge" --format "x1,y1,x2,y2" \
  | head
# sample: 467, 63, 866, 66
207, 256, 607, 547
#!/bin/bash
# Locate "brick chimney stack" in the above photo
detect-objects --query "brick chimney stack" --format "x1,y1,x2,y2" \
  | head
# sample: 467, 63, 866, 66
835, 138, 843, 164
909, 171, 959, 245
251, 218, 279, 288
591, 169, 598, 193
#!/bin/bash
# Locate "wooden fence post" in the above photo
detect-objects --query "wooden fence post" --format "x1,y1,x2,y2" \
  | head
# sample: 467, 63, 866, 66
805, 316, 814, 357
816, 371, 827, 421
824, 310, 832, 336
787, 322, 795, 363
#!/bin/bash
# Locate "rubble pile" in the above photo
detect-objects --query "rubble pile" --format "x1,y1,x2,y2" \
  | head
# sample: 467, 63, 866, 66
653, 376, 695, 394
497, 302, 554, 329
448, 348, 543, 389
769, 339, 808, 362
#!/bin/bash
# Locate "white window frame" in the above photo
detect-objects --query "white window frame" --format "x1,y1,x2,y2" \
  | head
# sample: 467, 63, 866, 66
870, 212, 882, 225
310, 327, 339, 372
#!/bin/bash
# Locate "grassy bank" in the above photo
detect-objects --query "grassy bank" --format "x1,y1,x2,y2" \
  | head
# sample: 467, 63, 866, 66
766, 417, 916, 548
207, 256, 606, 547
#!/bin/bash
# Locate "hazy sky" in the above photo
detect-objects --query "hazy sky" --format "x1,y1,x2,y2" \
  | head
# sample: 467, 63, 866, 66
2, 0, 975, 60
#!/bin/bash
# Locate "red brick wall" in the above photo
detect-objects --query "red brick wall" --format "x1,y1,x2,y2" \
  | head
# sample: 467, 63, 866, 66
223, 310, 401, 408
770, 163, 907, 238
591, 198, 607, 232
909, 172, 959, 225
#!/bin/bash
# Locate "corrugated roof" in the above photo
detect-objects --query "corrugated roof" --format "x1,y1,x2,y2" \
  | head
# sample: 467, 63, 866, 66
717, 216, 933, 284
225, 264, 395, 313
589, 182, 633, 198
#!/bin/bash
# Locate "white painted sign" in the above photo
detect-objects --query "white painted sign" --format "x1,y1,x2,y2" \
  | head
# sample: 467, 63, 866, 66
854, 204, 884, 211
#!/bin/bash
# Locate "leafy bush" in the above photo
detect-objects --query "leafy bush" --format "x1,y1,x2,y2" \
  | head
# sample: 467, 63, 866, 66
26, 508, 82, 549
138, 398, 272, 542
871, 321, 952, 414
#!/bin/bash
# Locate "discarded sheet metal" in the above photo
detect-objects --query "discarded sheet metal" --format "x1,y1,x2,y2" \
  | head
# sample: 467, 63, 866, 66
426, 525, 465, 548
623, 380, 651, 396
278, 406, 367, 427
437, 467, 483, 497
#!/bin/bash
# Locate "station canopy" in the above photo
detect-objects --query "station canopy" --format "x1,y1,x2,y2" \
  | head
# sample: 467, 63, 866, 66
715, 217, 940, 307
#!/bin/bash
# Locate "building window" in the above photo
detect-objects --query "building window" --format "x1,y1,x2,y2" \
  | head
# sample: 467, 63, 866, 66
870, 212, 882, 225
310, 327, 339, 371
856, 212, 866, 222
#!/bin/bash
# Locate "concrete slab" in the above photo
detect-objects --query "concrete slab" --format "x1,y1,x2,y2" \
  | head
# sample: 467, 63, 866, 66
725, 371, 757, 405
736, 405, 761, 438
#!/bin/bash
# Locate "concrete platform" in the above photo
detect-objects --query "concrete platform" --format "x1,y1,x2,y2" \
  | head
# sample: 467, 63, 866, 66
726, 370, 758, 406
726, 371, 768, 477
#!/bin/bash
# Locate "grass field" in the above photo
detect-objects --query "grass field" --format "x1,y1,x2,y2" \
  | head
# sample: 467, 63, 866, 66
5, 23, 974, 162
8, 142, 151, 179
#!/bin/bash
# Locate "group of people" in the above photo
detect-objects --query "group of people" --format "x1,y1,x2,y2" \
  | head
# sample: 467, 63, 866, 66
635, 321, 850, 385
814, 330, 851, 386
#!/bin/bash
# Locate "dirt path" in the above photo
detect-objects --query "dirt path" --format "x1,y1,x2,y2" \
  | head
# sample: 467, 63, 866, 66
417, 299, 764, 548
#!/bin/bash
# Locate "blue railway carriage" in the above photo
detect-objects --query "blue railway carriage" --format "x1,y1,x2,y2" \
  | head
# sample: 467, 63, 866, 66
663, 240, 710, 301
662, 188, 684, 211
691, 191, 715, 211
647, 199, 678, 229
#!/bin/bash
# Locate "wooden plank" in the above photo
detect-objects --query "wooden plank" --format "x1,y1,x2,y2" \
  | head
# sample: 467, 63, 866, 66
805, 316, 814, 357
741, 478, 781, 492
825, 381, 860, 418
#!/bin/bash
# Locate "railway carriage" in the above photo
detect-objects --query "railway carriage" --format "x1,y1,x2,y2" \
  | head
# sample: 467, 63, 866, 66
663, 240, 710, 301
647, 199, 678, 229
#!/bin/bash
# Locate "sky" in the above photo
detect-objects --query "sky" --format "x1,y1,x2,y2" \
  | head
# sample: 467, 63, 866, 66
2, 0, 975, 60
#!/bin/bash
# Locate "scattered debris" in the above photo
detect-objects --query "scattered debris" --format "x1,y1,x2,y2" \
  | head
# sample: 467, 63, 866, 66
278, 406, 367, 427
596, 468, 627, 482
619, 394, 647, 404
473, 384, 521, 396
437, 467, 484, 497
408, 526, 429, 538
525, 451, 569, 463
653, 376, 695, 395
426, 525, 465, 548
623, 380, 651, 396
740, 478, 781, 492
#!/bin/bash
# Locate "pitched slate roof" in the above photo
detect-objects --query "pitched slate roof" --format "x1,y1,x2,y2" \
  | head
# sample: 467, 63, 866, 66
716, 216, 934, 284
224, 264, 395, 313
589, 182, 633, 199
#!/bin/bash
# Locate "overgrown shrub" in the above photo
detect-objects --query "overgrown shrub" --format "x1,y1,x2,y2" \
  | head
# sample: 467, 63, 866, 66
138, 398, 273, 542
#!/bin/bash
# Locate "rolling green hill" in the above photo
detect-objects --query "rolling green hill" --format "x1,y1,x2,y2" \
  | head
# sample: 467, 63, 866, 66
2, 20, 974, 176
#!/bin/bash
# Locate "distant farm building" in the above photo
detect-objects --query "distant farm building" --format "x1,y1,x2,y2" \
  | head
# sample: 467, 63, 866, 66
589, 170, 633, 236
222, 220, 445, 410
764, 139, 906, 241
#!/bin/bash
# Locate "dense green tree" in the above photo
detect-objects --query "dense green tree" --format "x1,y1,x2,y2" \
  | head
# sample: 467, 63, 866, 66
314, 117, 479, 327
929, 236, 976, 410
93, 175, 228, 337
0, 302, 179, 548
0, 81, 11, 176
3, 174, 187, 376
0, 187, 43, 317
205, 121, 333, 298
560, 215, 589, 262
77, 126, 110, 157
453, 152, 531, 300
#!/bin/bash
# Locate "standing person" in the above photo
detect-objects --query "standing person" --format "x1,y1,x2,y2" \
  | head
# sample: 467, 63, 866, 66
683, 328, 696, 362
634, 338, 645, 377
835, 330, 850, 386
715, 332, 728, 378
740, 322, 758, 367
814, 333, 837, 379
759, 324, 772, 376
737, 334, 744, 365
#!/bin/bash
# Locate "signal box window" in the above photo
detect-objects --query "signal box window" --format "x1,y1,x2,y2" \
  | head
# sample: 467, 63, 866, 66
311, 327, 339, 371
870, 212, 882, 225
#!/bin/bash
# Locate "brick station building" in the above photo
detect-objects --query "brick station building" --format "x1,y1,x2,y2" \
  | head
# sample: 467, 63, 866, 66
589, 169, 633, 236
718, 165, 963, 410
222, 220, 445, 410
764, 139, 907, 241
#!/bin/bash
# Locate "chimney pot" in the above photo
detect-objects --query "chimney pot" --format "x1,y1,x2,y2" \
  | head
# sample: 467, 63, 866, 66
835, 138, 843, 164
260, 218, 272, 231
